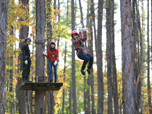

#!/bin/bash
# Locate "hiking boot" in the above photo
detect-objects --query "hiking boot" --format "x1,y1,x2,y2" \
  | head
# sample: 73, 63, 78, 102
23, 77, 28, 82
87, 69, 91, 74
27, 80, 32, 83
81, 69, 85, 75
26, 77, 32, 83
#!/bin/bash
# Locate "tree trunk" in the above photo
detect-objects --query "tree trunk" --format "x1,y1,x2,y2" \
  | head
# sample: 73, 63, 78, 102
88, 1, 96, 113
35, 0, 46, 114
9, 57, 14, 114
97, 0, 104, 114
85, 1, 90, 114
69, 82, 72, 114
57, 0, 60, 48
133, 1, 143, 113
58, 0, 60, 22
67, 1, 71, 113
17, 24, 28, 114
151, 0, 152, 99
110, 0, 119, 113
86, 4, 91, 114
147, 0, 152, 113
16, 1, 29, 114
46, 0, 55, 113
54, 0, 56, 10
86, 77, 90, 114
106, 0, 113, 113
62, 42, 67, 114
84, 1, 90, 113
120, 0, 135, 113
84, 75, 86, 113
71, 0, 77, 113
8, 26, 15, 114
0, 1, 8, 113
78, 0, 84, 28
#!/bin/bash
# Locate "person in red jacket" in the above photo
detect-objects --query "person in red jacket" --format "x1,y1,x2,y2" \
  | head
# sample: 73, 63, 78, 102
43, 41, 59, 83
72, 29, 93, 75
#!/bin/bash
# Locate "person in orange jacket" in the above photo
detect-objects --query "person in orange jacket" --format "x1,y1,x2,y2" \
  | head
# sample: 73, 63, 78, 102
43, 41, 59, 83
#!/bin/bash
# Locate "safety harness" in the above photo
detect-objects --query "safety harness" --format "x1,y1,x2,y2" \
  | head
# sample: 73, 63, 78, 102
76, 41, 84, 54
49, 49, 57, 66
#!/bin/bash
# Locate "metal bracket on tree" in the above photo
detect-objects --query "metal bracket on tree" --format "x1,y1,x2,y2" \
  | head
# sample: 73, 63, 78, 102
35, 40, 45, 44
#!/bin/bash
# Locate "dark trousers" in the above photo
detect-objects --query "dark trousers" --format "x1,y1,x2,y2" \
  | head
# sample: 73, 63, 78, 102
78, 51, 93, 70
22, 59, 31, 79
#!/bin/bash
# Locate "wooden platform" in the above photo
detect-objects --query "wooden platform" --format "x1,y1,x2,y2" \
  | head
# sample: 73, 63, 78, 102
19, 82, 63, 90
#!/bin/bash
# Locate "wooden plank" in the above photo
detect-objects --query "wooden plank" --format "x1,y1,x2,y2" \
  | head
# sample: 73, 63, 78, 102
19, 82, 63, 90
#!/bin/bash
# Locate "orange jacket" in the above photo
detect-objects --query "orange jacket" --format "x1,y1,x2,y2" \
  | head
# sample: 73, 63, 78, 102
45, 49, 59, 62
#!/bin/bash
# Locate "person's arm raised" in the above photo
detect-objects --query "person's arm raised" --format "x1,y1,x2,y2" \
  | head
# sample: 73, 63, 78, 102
83, 29, 87, 42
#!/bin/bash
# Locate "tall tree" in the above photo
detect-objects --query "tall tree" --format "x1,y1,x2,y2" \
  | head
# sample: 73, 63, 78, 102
66, 1, 72, 113
120, 0, 135, 113
133, 0, 143, 113
78, 0, 84, 28
86, 1, 90, 113
62, 1, 69, 112
90, 1, 96, 113
110, 0, 119, 113
35, 0, 46, 114
96, 0, 104, 114
62, 42, 67, 114
57, 0, 60, 48
151, 0, 152, 90
69, 82, 72, 113
106, 0, 113, 113
71, 0, 77, 113
46, 0, 55, 114
132, 1, 139, 113
16, 0, 29, 114
147, 0, 152, 113
7, 1, 15, 110
58, 0, 60, 22
84, 1, 90, 112
8, 27, 15, 114
0, 0, 8, 113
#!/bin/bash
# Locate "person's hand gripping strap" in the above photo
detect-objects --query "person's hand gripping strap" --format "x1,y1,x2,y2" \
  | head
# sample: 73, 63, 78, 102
54, 61, 57, 66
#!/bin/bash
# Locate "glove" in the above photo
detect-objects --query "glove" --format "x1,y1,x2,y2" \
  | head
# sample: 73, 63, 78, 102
79, 28, 83, 32
82, 28, 87, 31
43, 51, 47, 55
79, 28, 87, 32
25, 60, 28, 64
54, 61, 57, 66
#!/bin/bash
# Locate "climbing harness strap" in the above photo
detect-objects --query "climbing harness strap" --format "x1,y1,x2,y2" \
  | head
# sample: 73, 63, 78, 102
49, 49, 59, 66
76, 42, 84, 55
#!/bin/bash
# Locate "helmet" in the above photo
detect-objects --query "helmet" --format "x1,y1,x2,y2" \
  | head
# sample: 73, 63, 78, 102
71, 31, 78, 36
50, 41, 55, 44
25, 37, 31, 42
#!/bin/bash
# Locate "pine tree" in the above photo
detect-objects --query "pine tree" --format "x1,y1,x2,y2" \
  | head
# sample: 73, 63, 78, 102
120, 0, 135, 113
0, 0, 8, 113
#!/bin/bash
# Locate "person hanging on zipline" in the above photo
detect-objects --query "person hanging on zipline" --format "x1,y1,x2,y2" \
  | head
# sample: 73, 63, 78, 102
72, 29, 93, 75
22, 37, 32, 82
43, 41, 59, 83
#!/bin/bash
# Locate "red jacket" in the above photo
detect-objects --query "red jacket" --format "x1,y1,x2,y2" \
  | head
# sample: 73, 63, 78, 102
72, 31, 87, 55
45, 49, 59, 62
